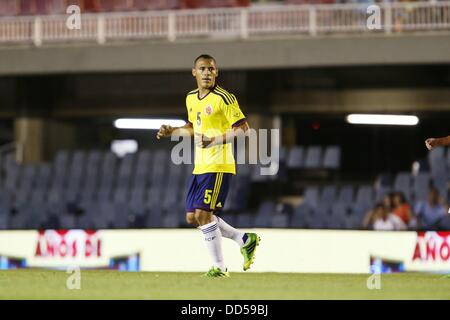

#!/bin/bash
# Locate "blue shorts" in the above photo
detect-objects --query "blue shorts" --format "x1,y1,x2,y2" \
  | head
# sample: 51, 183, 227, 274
185, 173, 232, 213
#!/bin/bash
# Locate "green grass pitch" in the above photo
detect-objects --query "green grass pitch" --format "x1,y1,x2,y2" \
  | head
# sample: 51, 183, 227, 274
0, 270, 449, 299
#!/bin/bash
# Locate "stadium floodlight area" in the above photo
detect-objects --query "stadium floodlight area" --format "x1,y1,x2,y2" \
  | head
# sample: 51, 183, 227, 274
114, 118, 186, 130
346, 114, 419, 126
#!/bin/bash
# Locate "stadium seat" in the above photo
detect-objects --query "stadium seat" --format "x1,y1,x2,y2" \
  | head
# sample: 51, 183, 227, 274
320, 185, 337, 203
133, 150, 152, 190
129, 188, 146, 216
322, 145, 341, 169
432, 175, 448, 202
60, 214, 77, 229
146, 207, 163, 228
309, 202, 330, 229
113, 203, 131, 229
286, 146, 304, 169
376, 173, 393, 187
0, 213, 9, 229
2, 153, 16, 171
97, 187, 113, 202
254, 201, 275, 227
14, 186, 31, 208
350, 203, 368, 222
271, 214, 289, 228
291, 201, 313, 228
66, 150, 87, 194
355, 185, 374, 208
354, 185, 374, 214
19, 165, 37, 191
329, 203, 350, 229
99, 152, 118, 190
78, 214, 95, 229
94, 202, 112, 229
9, 212, 27, 230
309, 212, 326, 229
437, 215, 450, 230
4, 162, 20, 191
218, 213, 235, 226
235, 212, 254, 228
147, 150, 169, 193
30, 188, 46, 205
162, 212, 179, 228
375, 185, 392, 203
113, 187, 130, 204
162, 186, 179, 210
82, 150, 103, 190
304, 145, 322, 169
79, 202, 99, 228
34, 164, 52, 190
303, 187, 319, 208
117, 153, 136, 189
51, 150, 71, 189
413, 172, 431, 203
337, 185, 354, 204
393, 172, 412, 201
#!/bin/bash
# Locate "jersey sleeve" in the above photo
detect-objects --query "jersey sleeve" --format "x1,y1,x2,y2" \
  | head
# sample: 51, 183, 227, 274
221, 94, 247, 127
186, 97, 194, 124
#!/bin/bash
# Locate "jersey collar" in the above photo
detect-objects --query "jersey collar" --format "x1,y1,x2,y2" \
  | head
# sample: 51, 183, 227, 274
197, 84, 217, 101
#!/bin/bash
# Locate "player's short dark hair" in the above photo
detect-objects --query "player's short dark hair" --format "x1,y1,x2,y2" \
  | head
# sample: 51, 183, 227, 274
194, 54, 216, 66
374, 202, 385, 210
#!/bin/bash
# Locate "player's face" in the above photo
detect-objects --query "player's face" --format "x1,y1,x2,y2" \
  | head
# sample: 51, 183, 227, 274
192, 59, 218, 90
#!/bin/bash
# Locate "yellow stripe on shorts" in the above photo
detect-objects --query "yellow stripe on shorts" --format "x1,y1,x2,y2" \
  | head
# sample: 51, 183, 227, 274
211, 173, 223, 209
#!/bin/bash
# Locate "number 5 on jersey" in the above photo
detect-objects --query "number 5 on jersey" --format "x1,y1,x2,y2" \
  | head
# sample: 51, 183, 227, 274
204, 189, 212, 204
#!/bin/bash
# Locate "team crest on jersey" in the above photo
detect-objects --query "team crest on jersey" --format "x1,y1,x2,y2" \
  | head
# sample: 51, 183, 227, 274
205, 105, 213, 115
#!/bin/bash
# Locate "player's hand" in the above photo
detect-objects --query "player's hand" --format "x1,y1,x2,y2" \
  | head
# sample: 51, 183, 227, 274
425, 138, 436, 150
195, 133, 214, 148
156, 125, 173, 140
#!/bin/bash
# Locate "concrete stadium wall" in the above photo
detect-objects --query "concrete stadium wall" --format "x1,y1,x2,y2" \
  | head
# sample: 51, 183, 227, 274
1, 33, 450, 76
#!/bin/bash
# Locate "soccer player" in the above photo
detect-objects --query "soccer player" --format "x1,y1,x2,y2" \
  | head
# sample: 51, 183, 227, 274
156, 54, 260, 278
425, 135, 450, 150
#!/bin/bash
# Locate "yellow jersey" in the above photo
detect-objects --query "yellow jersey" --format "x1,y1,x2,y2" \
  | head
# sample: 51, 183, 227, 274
186, 85, 247, 175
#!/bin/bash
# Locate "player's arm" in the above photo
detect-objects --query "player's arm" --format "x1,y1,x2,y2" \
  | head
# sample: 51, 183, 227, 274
425, 135, 450, 150
195, 121, 249, 148
156, 122, 193, 140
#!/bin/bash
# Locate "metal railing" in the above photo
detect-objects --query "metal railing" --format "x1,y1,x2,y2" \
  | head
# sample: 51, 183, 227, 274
0, 2, 449, 46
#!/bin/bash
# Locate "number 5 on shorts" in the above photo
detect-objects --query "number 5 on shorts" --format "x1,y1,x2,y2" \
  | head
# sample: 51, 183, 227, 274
204, 189, 213, 204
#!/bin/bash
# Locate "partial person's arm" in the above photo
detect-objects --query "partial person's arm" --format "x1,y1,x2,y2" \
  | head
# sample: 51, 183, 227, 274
195, 121, 250, 148
425, 135, 450, 150
156, 122, 194, 140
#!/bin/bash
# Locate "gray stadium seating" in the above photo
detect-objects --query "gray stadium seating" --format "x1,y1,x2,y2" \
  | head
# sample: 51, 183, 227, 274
322, 145, 341, 169
304, 145, 322, 169
286, 146, 304, 169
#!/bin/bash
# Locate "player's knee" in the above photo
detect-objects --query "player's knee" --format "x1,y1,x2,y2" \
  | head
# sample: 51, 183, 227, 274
194, 209, 212, 226
186, 212, 197, 226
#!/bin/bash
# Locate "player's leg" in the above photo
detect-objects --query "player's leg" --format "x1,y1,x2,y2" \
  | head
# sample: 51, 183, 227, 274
186, 212, 198, 227
195, 208, 228, 277
191, 173, 230, 277
185, 174, 199, 227
209, 173, 260, 271
213, 215, 247, 246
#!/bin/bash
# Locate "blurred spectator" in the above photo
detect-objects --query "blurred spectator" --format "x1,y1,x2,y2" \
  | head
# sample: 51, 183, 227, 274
371, 202, 406, 231
414, 187, 449, 229
362, 193, 407, 230
392, 192, 412, 226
